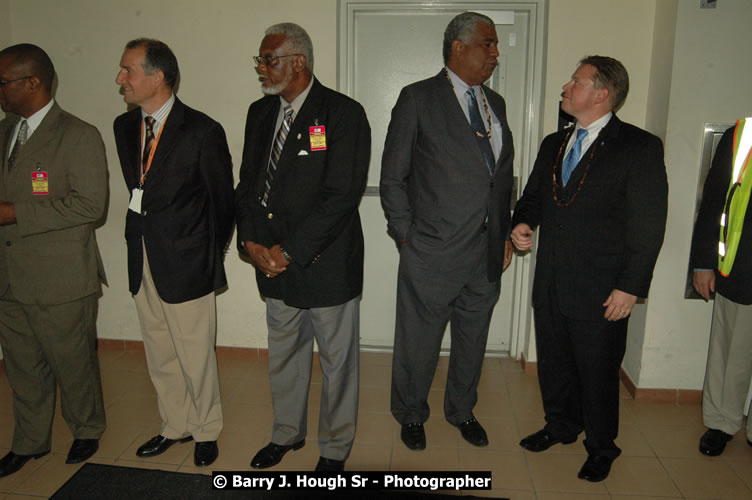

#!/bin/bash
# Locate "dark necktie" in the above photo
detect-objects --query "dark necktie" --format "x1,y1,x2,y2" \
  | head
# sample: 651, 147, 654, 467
562, 128, 588, 186
262, 104, 293, 207
142, 116, 156, 168
8, 119, 28, 170
466, 88, 495, 174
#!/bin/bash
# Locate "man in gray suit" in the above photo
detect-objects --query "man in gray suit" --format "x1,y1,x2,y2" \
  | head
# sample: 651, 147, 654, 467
0, 43, 107, 477
380, 12, 514, 450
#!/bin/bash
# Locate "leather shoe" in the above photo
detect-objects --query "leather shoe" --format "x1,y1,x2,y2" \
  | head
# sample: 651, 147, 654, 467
578, 455, 614, 482
136, 434, 193, 457
456, 417, 488, 447
66, 439, 99, 464
250, 440, 305, 469
520, 428, 577, 452
699, 428, 733, 456
194, 441, 218, 467
0, 450, 49, 478
400, 422, 426, 450
315, 456, 345, 472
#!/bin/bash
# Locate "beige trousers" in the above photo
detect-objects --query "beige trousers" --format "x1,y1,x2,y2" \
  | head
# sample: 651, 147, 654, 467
134, 247, 222, 441
702, 293, 752, 439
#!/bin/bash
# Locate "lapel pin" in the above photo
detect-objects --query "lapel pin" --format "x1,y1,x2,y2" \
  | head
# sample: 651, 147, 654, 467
314, 118, 320, 126
297, 133, 301, 140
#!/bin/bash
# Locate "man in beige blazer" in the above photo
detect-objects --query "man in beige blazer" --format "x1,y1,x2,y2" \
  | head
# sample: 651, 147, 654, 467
0, 43, 107, 478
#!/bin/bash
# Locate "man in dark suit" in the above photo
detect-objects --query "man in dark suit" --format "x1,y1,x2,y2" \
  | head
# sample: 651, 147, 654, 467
690, 120, 752, 457
0, 43, 107, 477
235, 23, 369, 472
511, 56, 668, 482
380, 12, 515, 451
113, 38, 234, 467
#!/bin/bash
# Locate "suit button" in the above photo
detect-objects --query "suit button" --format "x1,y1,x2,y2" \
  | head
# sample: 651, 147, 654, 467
143, 210, 148, 216
267, 213, 274, 220
5, 241, 10, 247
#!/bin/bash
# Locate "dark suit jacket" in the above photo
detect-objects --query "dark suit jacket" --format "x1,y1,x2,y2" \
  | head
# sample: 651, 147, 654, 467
0, 103, 107, 305
379, 70, 515, 281
234, 78, 371, 308
113, 97, 234, 304
512, 115, 668, 319
690, 126, 752, 304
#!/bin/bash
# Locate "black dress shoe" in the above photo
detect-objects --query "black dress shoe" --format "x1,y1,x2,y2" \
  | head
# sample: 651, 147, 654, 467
194, 441, 218, 467
315, 457, 345, 472
456, 417, 488, 447
578, 455, 614, 482
0, 450, 49, 478
136, 434, 193, 457
250, 440, 305, 469
66, 439, 99, 464
699, 428, 733, 456
520, 428, 577, 452
400, 422, 426, 450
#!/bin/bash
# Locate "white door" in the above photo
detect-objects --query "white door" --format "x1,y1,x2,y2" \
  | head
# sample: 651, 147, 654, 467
339, 2, 544, 355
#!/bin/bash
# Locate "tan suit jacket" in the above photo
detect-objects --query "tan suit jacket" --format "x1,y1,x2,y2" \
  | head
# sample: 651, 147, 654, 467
0, 102, 107, 304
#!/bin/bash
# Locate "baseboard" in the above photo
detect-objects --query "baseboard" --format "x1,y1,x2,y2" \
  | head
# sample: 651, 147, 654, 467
619, 368, 702, 403
95, 338, 325, 362
520, 352, 537, 375
519, 354, 701, 403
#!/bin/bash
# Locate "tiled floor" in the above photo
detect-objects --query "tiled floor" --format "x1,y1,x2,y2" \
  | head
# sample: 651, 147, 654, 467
1, 349, 751, 499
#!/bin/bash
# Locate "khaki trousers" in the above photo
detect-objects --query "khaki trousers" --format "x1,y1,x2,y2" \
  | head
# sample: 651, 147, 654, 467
134, 248, 222, 441
702, 293, 752, 439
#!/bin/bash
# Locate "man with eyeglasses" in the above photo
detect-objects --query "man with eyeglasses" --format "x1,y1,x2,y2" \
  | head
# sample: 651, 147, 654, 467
113, 38, 234, 467
380, 12, 514, 452
235, 22, 370, 472
0, 43, 107, 477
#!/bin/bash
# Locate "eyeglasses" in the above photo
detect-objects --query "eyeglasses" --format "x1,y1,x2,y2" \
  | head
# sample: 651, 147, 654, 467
0, 76, 32, 88
253, 54, 301, 67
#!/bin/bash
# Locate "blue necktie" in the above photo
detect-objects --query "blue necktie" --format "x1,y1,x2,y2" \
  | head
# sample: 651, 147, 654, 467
466, 88, 495, 174
562, 128, 588, 186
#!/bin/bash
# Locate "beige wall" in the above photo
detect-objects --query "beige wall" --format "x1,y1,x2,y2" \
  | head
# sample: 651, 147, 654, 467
629, 0, 752, 389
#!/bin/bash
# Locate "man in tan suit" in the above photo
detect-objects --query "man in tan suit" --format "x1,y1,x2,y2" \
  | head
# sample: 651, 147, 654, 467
0, 43, 107, 477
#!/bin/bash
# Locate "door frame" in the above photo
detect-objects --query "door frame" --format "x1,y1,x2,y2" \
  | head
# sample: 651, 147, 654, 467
337, 0, 548, 358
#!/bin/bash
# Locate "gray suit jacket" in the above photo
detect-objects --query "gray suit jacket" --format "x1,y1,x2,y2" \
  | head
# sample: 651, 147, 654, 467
0, 103, 107, 305
380, 70, 514, 280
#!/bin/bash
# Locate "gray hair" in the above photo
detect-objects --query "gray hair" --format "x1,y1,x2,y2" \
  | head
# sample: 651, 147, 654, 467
442, 12, 494, 64
265, 23, 314, 73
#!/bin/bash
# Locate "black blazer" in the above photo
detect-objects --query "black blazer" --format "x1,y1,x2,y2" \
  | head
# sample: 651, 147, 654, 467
113, 98, 235, 304
690, 126, 752, 304
234, 79, 371, 308
379, 70, 515, 281
513, 115, 668, 319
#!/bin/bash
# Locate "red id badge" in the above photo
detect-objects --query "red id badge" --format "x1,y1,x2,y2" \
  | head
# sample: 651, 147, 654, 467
309, 126, 327, 151
32, 171, 49, 195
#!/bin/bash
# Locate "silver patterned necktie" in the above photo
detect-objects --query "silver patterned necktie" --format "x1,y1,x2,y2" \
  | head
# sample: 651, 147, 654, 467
262, 104, 294, 207
8, 119, 28, 170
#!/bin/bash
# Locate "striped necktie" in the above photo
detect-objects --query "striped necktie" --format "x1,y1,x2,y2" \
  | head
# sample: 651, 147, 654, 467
8, 119, 28, 170
262, 104, 293, 207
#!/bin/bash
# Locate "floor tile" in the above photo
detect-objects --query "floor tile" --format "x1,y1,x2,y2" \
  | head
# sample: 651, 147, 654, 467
526, 452, 608, 494
603, 456, 681, 497
661, 456, 752, 499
